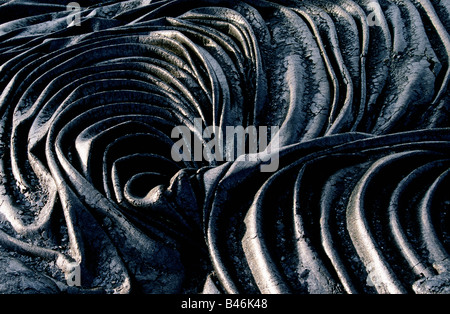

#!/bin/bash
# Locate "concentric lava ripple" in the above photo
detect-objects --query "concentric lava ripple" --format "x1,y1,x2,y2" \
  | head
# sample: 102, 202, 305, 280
0, 0, 448, 294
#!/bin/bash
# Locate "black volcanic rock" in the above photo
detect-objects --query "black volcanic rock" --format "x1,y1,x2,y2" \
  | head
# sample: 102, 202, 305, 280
0, 0, 448, 294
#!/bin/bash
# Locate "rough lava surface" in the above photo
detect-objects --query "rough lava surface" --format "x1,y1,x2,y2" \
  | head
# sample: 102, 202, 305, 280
0, 0, 449, 294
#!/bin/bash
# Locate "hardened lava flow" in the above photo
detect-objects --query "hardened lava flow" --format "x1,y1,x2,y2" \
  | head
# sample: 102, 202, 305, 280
0, 0, 448, 294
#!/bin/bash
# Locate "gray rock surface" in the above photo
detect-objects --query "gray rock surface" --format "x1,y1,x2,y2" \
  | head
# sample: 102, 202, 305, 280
0, 0, 448, 294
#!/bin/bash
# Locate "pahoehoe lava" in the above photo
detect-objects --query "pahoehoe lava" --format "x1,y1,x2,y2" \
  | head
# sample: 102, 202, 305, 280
0, 0, 449, 294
